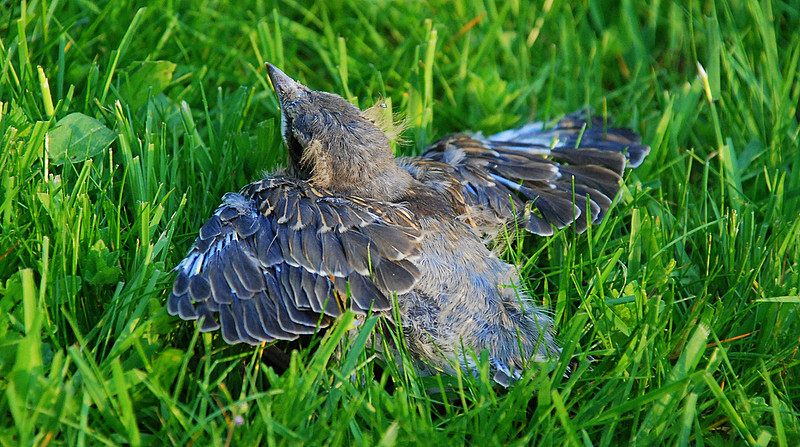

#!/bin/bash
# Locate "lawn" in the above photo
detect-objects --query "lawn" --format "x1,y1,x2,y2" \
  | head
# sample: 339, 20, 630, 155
1, 0, 798, 445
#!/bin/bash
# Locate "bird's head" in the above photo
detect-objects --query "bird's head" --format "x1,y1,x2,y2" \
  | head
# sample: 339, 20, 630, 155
266, 63, 410, 198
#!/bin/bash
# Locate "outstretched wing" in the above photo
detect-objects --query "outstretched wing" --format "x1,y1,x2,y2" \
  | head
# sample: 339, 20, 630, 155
167, 177, 422, 345
402, 112, 649, 236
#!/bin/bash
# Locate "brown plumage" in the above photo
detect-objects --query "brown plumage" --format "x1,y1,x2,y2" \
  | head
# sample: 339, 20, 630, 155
168, 63, 649, 385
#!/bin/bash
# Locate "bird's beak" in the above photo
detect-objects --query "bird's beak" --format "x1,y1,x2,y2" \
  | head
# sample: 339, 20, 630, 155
266, 63, 304, 105
266, 63, 304, 159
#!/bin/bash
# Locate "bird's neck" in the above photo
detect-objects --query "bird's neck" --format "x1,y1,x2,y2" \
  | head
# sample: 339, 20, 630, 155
313, 159, 416, 202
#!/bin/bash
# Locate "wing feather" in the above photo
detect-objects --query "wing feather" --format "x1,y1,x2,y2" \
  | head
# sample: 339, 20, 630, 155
402, 111, 648, 235
169, 176, 421, 344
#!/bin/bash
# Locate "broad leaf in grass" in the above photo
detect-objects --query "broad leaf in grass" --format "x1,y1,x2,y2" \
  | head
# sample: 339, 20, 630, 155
118, 60, 176, 110
151, 348, 183, 388
84, 240, 121, 286
46, 113, 117, 165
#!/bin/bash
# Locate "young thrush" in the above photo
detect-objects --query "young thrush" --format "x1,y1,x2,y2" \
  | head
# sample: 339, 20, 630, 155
168, 63, 649, 385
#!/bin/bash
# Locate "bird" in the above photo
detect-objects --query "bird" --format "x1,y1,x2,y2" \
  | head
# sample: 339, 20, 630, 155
167, 63, 649, 386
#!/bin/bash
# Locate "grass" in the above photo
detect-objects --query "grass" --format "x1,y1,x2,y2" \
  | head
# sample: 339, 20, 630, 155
1, 0, 798, 445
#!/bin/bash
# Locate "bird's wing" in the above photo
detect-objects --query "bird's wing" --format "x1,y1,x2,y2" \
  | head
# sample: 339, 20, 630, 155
167, 176, 422, 345
403, 112, 649, 236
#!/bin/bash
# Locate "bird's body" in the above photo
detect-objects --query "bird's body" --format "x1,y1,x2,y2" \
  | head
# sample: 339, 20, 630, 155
168, 64, 648, 385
